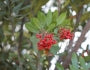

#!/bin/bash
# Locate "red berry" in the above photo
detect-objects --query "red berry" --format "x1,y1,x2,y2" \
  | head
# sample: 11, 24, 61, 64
36, 33, 56, 50
58, 28, 73, 40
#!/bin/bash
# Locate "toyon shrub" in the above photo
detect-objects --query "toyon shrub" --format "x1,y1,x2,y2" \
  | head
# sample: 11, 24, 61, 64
36, 33, 57, 50
36, 28, 73, 52
58, 28, 73, 40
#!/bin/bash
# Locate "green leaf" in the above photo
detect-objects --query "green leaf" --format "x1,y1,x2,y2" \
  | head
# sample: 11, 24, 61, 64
47, 23, 56, 32
79, 56, 88, 70
71, 53, 79, 70
30, 36, 38, 53
52, 10, 58, 23
25, 17, 41, 33
61, 19, 71, 26
56, 63, 64, 70
56, 12, 67, 26
60, 19, 73, 30
25, 22, 39, 33
31, 18, 41, 30
50, 44, 59, 55
37, 11, 46, 28
46, 11, 52, 26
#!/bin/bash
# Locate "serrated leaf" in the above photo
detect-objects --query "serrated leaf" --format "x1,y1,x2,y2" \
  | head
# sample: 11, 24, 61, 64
56, 12, 66, 26
56, 63, 64, 70
50, 44, 59, 55
47, 23, 56, 32
31, 18, 41, 30
61, 19, 71, 26
71, 53, 79, 70
46, 11, 52, 26
25, 22, 38, 33
52, 10, 58, 22
37, 11, 46, 28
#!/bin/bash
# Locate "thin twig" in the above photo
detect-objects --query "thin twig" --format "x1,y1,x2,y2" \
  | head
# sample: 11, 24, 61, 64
17, 17, 25, 70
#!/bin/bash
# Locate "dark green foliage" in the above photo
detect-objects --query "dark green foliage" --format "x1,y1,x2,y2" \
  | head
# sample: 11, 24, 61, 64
0, 0, 49, 70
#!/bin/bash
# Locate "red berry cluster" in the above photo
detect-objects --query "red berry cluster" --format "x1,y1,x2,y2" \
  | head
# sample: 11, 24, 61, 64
36, 33, 56, 50
58, 28, 73, 40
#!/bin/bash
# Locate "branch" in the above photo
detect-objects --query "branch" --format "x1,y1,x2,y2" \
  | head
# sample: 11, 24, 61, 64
72, 20, 90, 52
55, 8, 83, 70
62, 19, 90, 68
17, 17, 25, 70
